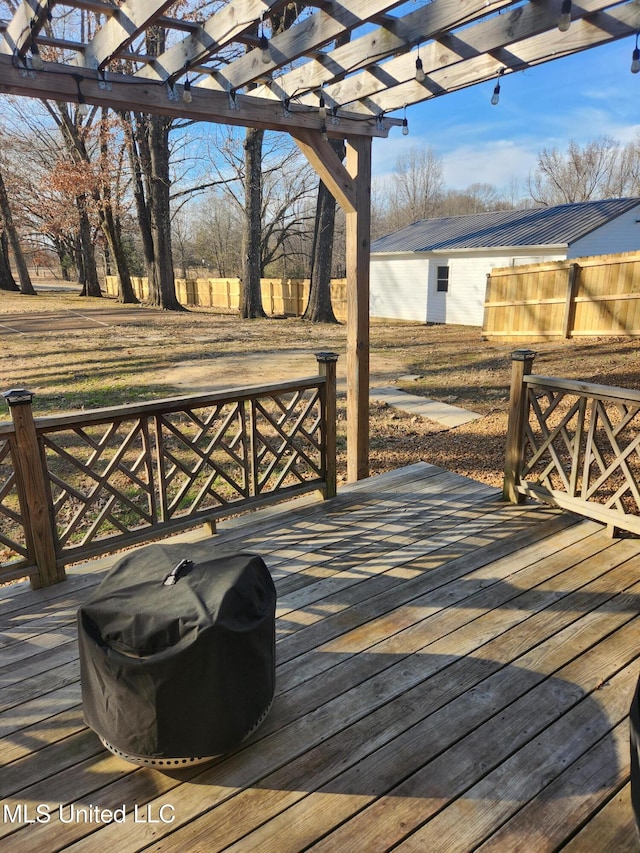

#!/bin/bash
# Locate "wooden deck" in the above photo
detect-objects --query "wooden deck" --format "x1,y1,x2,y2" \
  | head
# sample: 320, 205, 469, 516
2, 462, 640, 852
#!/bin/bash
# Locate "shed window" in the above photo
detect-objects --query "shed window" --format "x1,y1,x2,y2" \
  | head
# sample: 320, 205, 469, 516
436, 266, 449, 292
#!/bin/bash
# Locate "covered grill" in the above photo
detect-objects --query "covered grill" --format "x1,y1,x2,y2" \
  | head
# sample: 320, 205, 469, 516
78, 543, 276, 767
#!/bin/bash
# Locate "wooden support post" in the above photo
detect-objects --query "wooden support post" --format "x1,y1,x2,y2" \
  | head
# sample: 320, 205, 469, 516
345, 135, 372, 482
562, 262, 580, 339
503, 350, 536, 504
316, 352, 339, 499
3, 389, 63, 588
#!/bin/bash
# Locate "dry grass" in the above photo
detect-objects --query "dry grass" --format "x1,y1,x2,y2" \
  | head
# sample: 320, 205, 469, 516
3, 289, 640, 492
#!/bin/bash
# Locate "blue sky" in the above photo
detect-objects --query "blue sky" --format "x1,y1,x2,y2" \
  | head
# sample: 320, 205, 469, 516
371, 36, 640, 195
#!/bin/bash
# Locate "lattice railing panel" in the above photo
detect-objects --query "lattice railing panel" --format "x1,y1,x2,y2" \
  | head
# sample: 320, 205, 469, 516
582, 399, 640, 514
43, 418, 155, 549
156, 401, 249, 519
518, 377, 640, 532
1, 372, 332, 582
251, 389, 323, 495
0, 436, 29, 567
522, 387, 585, 494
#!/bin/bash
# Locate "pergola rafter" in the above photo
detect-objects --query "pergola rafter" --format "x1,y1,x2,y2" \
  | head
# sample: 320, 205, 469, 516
0, 0, 637, 481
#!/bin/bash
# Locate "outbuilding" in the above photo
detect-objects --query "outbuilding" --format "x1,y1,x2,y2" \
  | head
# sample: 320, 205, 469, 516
370, 197, 640, 326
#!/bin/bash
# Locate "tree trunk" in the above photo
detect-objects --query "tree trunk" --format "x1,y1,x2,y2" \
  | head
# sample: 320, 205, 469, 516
147, 114, 182, 310
241, 127, 266, 319
303, 140, 345, 323
98, 113, 138, 304
0, 230, 19, 291
76, 195, 101, 297
125, 116, 156, 301
0, 164, 35, 295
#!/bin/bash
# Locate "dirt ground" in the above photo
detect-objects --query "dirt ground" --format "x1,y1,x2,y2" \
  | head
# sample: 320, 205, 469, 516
2, 288, 640, 490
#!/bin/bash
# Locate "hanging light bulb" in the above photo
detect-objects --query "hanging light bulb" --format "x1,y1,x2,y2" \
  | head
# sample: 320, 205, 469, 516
402, 105, 409, 136
632, 34, 640, 74
415, 56, 425, 83
182, 78, 193, 104
491, 80, 500, 106
557, 0, 572, 32
319, 91, 327, 121
30, 42, 44, 71
72, 73, 90, 118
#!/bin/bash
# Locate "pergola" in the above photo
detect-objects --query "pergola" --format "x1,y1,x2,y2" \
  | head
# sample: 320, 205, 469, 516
0, 0, 638, 481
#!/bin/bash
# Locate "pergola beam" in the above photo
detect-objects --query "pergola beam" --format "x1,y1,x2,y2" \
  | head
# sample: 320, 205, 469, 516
351, 3, 640, 115
0, 53, 397, 136
0, 0, 50, 57
291, 128, 357, 213
210, 0, 405, 93
254, 0, 517, 104
131, 0, 287, 81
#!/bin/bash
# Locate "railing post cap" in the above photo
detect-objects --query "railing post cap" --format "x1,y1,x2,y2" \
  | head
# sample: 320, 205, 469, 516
315, 351, 339, 363
3, 388, 35, 405
511, 350, 537, 362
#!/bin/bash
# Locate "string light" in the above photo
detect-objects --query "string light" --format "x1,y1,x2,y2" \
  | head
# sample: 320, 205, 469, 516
402, 105, 409, 136
30, 43, 44, 71
632, 34, 640, 74
182, 77, 192, 104
259, 15, 270, 64
319, 89, 326, 120
491, 68, 505, 106
29, 18, 44, 70
557, 0, 572, 32
415, 56, 425, 83
72, 73, 89, 118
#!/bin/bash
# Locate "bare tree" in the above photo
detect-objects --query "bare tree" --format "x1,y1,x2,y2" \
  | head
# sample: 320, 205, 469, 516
390, 145, 445, 225
527, 136, 631, 205
303, 138, 345, 323
0, 158, 35, 294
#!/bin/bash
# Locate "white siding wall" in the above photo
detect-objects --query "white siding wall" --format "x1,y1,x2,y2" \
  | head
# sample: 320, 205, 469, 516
370, 254, 429, 322
443, 249, 565, 326
568, 206, 640, 257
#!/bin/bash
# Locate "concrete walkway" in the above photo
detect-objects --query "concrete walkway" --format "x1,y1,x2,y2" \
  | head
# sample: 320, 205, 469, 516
370, 386, 482, 428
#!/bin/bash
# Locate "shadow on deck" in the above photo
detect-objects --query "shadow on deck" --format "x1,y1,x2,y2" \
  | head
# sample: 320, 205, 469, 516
1, 462, 639, 852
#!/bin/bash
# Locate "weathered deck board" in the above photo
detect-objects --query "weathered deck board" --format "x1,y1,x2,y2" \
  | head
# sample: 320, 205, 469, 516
1, 463, 639, 852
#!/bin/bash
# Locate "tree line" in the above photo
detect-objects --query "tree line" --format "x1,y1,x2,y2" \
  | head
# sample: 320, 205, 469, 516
1, 70, 639, 323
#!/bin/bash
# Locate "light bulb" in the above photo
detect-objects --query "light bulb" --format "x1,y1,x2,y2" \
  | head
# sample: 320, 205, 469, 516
259, 34, 270, 65
30, 46, 44, 71
319, 93, 326, 120
415, 57, 425, 83
182, 79, 193, 104
402, 118, 409, 136
491, 82, 500, 106
632, 46, 640, 74
77, 101, 90, 118
557, 0, 571, 32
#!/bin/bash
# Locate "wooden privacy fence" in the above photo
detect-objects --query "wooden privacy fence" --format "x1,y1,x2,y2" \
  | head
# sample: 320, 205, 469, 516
105, 276, 348, 321
0, 354, 338, 589
504, 349, 640, 536
483, 251, 640, 340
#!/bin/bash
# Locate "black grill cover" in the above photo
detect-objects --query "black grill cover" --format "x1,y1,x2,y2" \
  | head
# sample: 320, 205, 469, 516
78, 543, 276, 760
631, 674, 640, 835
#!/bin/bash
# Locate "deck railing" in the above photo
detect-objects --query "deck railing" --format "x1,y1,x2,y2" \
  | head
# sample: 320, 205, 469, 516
0, 353, 338, 589
504, 349, 640, 535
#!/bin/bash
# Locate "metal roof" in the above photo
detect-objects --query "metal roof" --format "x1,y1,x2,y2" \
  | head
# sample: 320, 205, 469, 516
370, 198, 640, 254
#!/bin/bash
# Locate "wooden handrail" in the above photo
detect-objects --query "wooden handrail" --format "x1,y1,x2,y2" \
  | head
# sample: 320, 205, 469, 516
0, 357, 338, 588
504, 352, 640, 536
